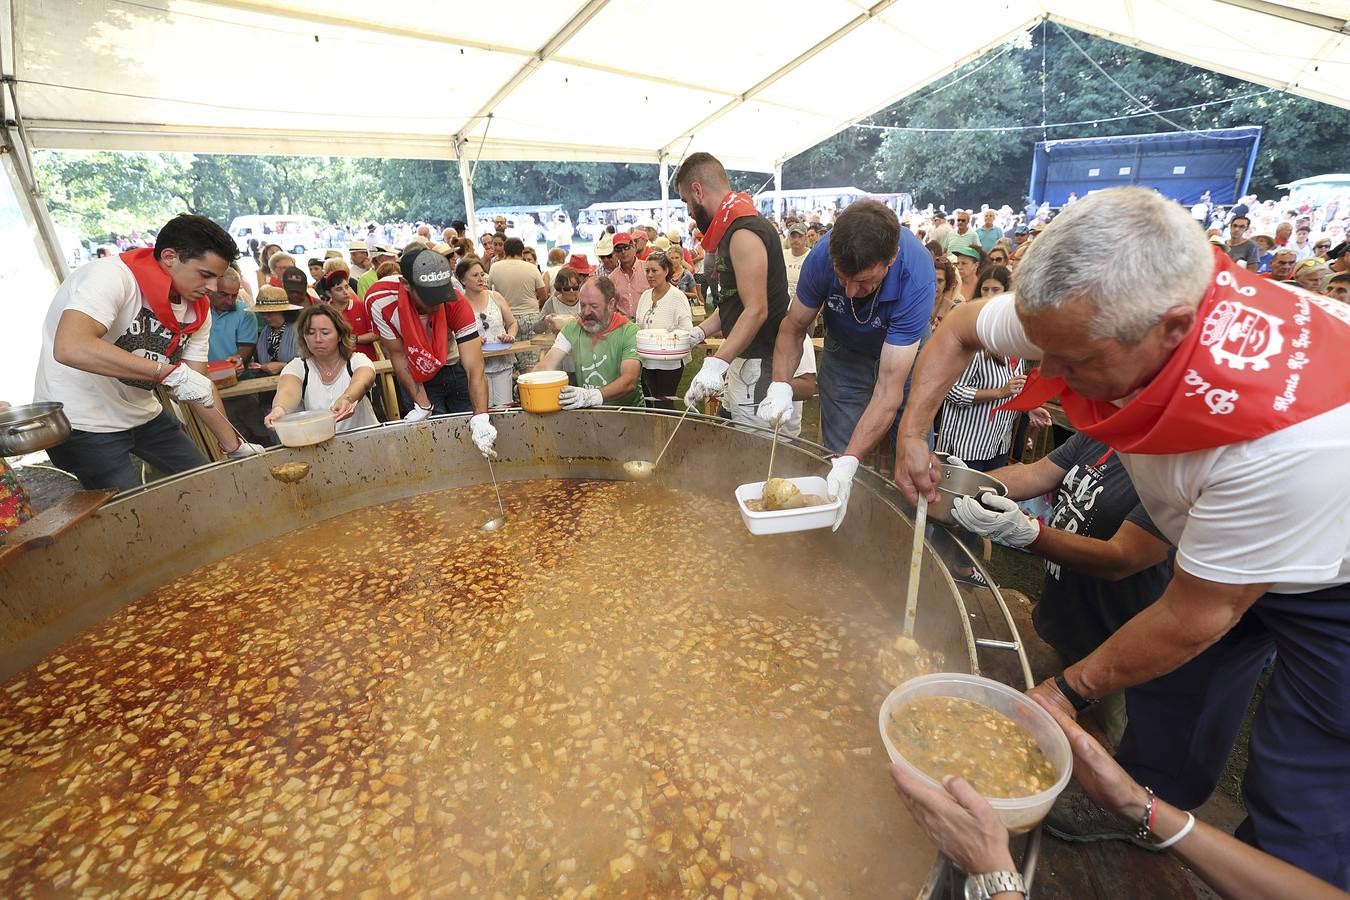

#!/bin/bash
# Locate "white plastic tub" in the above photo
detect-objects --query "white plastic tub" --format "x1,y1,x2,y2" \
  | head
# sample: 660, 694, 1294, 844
272, 409, 336, 447
734, 476, 840, 535
878, 673, 1072, 833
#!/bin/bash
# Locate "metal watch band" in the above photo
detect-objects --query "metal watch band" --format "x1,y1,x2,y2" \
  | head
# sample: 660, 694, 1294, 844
1055, 672, 1098, 711
974, 870, 1027, 897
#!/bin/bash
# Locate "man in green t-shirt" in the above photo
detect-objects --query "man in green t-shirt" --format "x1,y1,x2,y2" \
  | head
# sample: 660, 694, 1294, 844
356, 245, 398, 299
534, 275, 643, 408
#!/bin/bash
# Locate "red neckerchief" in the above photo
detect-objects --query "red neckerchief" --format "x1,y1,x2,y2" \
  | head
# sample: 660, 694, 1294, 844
582, 312, 628, 346
392, 282, 449, 383
1003, 248, 1350, 454
119, 249, 208, 357
699, 192, 759, 252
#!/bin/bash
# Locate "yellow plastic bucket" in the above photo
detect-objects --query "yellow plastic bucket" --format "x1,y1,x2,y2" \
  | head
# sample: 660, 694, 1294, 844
517, 370, 568, 413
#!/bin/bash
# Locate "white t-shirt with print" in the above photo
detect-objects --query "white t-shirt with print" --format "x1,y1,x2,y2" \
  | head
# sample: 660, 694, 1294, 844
976, 292, 1350, 593
34, 256, 212, 433
279, 355, 379, 432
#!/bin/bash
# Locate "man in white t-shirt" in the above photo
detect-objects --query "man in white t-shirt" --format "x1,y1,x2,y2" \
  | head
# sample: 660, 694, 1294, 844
782, 223, 810, 303
895, 187, 1350, 887
36, 215, 263, 491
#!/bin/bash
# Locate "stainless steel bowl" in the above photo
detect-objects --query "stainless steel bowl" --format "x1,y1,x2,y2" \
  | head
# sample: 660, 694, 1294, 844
0, 402, 72, 456
929, 463, 1008, 526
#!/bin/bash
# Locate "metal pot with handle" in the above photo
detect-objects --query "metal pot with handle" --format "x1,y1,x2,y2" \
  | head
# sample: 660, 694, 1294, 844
0, 402, 72, 456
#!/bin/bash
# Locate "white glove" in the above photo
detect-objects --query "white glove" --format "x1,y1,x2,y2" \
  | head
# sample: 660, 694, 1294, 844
225, 440, 264, 459
403, 404, 432, 423
688, 325, 706, 344
469, 412, 497, 458
683, 356, 729, 410
558, 385, 603, 410
756, 381, 794, 428
945, 455, 968, 468
826, 455, 859, 532
952, 493, 1041, 548
161, 363, 215, 407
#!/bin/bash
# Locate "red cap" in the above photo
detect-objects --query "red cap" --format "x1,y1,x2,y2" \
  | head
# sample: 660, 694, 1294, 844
611, 232, 632, 247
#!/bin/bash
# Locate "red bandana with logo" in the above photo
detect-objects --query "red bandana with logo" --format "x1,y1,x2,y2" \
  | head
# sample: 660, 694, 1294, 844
1003, 248, 1350, 454
120, 248, 210, 357
393, 282, 450, 383
699, 192, 759, 252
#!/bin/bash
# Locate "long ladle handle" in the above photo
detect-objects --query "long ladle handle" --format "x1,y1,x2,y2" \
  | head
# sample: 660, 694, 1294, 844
765, 422, 781, 483
486, 455, 506, 518
902, 493, 928, 640
652, 405, 694, 468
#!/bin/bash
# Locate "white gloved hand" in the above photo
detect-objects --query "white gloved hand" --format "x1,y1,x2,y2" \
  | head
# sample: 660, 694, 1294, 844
558, 386, 603, 410
826, 455, 860, 532
688, 325, 707, 344
160, 363, 215, 407
756, 381, 794, 428
469, 412, 497, 458
403, 404, 432, 423
225, 440, 264, 460
952, 492, 1041, 548
683, 356, 729, 410
944, 455, 968, 468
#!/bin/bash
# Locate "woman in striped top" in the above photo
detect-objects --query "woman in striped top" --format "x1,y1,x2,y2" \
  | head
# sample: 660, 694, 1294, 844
936, 350, 1027, 470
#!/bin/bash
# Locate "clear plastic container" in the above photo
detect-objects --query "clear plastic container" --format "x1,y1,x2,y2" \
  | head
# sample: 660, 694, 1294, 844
272, 409, 336, 447
878, 673, 1072, 833
734, 476, 840, 535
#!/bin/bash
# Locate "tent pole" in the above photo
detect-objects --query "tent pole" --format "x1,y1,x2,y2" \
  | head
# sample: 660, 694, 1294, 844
773, 163, 783, 221
659, 159, 670, 233
457, 148, 477, 244
2, 85, 68, 281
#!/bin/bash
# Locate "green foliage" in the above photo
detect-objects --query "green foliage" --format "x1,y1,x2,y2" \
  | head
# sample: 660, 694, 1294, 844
31, 25, 1349, 240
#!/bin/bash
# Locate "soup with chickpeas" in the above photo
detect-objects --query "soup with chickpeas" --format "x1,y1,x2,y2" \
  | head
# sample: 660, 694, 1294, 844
0, 479, 945, 897
885, 696, 1058, 798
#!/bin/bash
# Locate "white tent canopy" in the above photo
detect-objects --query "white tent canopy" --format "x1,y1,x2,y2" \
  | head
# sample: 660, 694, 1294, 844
8, 0, 1350, 173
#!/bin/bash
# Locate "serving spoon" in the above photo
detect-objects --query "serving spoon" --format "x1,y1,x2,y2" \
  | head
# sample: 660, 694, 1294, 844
624, 404, 693, 481
479, 454, 508, 532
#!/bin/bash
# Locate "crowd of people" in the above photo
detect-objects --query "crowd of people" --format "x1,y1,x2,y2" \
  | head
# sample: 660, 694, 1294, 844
12, 160, 1350, 899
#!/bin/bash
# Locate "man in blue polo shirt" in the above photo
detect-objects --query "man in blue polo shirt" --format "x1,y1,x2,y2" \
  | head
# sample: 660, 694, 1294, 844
757, 199, 934, 528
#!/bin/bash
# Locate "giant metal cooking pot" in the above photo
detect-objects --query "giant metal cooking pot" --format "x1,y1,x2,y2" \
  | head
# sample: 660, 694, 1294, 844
0, 408, 978, 680
0, 408, 993, 896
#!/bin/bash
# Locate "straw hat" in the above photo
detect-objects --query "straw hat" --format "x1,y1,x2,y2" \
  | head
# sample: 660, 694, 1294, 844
253, 286, 303, 313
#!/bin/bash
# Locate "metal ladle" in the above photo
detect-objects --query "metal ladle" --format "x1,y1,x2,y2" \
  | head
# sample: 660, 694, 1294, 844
624, 405, 693, 481
479, 454, 508, 532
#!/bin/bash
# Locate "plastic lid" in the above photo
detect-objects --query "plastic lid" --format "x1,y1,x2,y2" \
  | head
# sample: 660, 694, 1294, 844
518, 370, 568, 384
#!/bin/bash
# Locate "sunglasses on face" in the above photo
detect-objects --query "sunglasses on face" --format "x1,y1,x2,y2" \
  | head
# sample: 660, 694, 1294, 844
559, 283, 580, 290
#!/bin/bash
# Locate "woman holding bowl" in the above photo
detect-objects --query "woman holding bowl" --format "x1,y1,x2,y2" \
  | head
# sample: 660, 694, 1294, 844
634, 251, 693, 405
457, 256, 519, 407
264, 304, 377, 433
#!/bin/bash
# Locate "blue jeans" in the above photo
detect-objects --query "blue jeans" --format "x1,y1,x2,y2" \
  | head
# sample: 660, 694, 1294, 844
817, 330, 930, 456
1116, 584, 1350, 888
46, 408, 208, 492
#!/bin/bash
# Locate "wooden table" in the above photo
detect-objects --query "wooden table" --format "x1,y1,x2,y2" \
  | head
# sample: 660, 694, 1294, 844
181, 341, 542, 461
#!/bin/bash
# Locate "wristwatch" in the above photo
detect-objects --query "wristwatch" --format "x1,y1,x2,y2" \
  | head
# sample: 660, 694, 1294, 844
1054, 672, 1098, 712
964, 870, 1027, 899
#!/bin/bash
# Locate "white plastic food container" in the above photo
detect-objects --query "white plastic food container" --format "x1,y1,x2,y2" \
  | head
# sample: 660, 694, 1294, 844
879, 673, 1072, 833
272, 410, 336, 447
734, 476, 840, 535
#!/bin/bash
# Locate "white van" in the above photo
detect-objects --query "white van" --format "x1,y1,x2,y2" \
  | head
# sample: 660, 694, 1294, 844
227, 215, 326, 256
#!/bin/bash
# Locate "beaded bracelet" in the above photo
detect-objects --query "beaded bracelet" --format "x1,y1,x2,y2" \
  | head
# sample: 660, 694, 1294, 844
1135, 787, 1157, 841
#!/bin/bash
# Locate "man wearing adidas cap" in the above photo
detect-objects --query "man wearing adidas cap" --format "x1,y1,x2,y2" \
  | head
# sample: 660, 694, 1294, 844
367, 246, 496, 457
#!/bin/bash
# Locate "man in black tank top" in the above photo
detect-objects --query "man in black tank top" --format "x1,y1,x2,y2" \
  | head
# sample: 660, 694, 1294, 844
676, 153, 790, 425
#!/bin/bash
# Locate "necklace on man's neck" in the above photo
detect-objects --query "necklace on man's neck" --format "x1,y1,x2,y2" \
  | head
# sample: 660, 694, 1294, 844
847, 289, 879, 325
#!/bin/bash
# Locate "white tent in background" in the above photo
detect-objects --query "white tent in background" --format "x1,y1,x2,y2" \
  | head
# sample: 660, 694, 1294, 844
2, 0, 1348, 398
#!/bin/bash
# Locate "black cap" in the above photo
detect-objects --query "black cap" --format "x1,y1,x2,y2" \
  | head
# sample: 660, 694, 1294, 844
400, 247, 454, 306
1326, 241, 1350, 261
280, 266, 308, 293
